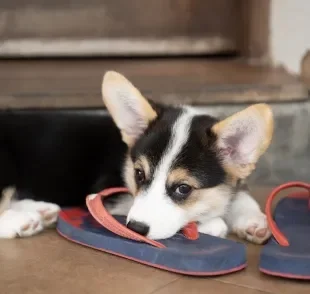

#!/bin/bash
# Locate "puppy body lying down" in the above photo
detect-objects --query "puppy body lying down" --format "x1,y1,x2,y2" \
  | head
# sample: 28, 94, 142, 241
0, 72, 273, 244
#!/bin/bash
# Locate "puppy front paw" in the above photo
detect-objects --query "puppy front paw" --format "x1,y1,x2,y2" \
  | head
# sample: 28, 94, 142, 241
0, 209, 43, 238
11, 200, 60, 228
233, 212, 271, 244
198, 217, 228, 238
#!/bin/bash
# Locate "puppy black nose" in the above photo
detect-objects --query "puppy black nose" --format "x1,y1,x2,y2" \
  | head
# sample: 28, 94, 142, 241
127, 220, 149, 236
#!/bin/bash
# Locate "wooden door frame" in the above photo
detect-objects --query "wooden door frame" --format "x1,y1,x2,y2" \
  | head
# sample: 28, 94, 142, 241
0, 0, 271, 63
238, 0, 270, 64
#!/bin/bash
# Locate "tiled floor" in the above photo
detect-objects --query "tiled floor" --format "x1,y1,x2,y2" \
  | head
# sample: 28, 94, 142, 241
0, 187, 308, 294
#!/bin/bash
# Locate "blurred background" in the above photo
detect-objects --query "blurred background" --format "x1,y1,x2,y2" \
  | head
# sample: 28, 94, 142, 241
0, 0, 309, 185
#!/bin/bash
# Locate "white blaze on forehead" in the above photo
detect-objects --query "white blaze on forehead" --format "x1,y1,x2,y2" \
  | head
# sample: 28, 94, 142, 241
150, 108, 195, 191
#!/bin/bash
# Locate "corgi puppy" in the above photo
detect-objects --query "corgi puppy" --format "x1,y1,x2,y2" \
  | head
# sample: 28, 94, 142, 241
0, 71, 273, 244
102, 71, 273, 244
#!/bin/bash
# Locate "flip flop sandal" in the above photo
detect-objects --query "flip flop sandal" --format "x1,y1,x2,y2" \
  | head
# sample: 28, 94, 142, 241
260, 182, 310, 280
57, 187, 246, 276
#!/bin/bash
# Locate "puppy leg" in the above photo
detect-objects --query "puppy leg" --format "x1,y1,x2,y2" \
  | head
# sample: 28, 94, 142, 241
0, 187, 43, 238
0, 186, 15, 215
11, 199, 60, 228
226, 187, 271, 244
198, 217, 228, 238
0, 209, 43, 238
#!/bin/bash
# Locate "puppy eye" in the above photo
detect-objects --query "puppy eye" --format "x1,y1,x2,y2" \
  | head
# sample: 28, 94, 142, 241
174, 184, 192, 196
134, 168, 145, 184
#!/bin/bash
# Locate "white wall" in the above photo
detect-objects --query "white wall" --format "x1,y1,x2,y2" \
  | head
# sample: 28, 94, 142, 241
270, 0, 310, 74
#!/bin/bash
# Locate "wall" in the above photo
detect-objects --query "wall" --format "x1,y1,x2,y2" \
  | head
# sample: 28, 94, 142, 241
198, 100, 310, 185
270, 0, 310, 74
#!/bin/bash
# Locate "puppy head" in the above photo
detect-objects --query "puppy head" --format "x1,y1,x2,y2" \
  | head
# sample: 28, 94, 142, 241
102, 71, 274, 240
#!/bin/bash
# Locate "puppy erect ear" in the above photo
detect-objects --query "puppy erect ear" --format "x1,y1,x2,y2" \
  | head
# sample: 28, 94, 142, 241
212, 104, 274, 179
102, 71, 157, 146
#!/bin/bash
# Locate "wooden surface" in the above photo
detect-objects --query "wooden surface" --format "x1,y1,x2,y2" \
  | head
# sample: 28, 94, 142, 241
238, 0, 270, 63
301, 50, 310, 88
0, 58, 307, 109
0, 0, 238, 56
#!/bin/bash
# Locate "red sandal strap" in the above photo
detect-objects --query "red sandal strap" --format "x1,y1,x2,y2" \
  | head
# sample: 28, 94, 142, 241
265, 181, 310, 247
86, 187, 166, 248
182, 222, 199, 240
